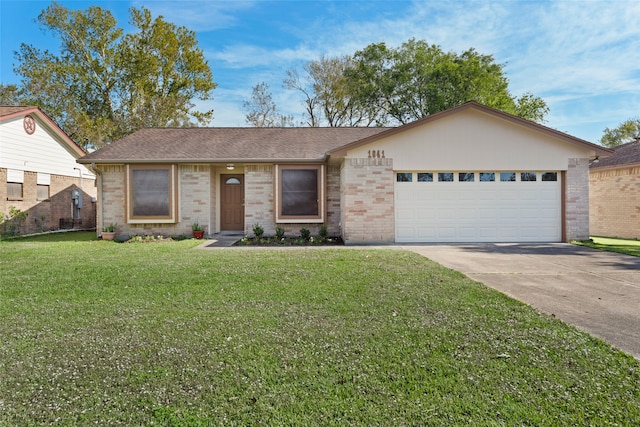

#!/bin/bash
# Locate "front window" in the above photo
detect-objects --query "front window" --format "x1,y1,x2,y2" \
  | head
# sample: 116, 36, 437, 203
276, 165, 324, 223
127, 164, 177, 223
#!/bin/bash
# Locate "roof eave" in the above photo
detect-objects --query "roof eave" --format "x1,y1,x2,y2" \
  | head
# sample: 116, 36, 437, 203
590, 161, 640, 171
77, 157, 329, 165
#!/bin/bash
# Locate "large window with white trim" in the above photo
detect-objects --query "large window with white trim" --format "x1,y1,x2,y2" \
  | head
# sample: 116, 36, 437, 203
126, 164, 177, 223
275, 165, 324, 223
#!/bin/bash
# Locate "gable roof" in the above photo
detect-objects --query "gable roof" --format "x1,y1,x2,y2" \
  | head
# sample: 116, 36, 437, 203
78, 127, 391, 164
590, 139, 640, 170
0, 105, 87, 157
78, 101, 612, 165
329, 101, 613, 157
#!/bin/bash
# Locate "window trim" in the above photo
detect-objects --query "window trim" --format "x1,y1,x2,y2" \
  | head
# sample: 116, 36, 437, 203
275, 164, 325, 223
126, 164, 178, 224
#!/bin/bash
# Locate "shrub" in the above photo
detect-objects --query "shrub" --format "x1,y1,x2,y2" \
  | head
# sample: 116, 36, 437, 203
1, 206, 29, 237
300, 227, 311, 241
252, 223, 264, 238
275, 226, 285, 240
319, 224, 328, 239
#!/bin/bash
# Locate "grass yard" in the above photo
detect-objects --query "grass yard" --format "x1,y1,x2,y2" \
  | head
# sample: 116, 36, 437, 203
574, 236, 640, 257
1, 234, 639, 426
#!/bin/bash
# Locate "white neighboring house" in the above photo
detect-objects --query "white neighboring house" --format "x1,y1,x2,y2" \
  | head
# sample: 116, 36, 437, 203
0, 106, 96, 235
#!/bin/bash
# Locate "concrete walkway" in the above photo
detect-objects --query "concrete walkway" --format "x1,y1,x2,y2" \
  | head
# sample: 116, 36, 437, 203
406, 243, 640, 359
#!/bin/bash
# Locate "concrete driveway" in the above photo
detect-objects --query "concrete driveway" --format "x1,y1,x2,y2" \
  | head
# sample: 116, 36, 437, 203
406, 243, 640, 359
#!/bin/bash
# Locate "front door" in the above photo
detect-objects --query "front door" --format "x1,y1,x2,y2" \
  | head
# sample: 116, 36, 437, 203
220, 174, 244, 231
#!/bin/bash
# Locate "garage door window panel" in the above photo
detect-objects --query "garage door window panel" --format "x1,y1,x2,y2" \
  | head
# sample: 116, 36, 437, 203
521, 172, 537, 182
459, 172, 475, 182
480, 172, 495, 182
418, 172, 433, 182
542, 172, 558, 181
500, 172, 516, 182
396, 172, 412, 182
438, 173, 454, 182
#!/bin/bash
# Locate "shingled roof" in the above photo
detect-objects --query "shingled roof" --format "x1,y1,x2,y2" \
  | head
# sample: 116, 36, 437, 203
78, 127, 391, 164
590, 139, 640, 169
0, 105, 37, 117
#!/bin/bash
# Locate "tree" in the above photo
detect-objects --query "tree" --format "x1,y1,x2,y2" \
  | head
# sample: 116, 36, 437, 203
242, 82, 293, 127
600, 118, 640, 147
0, 84, 24, 105
284, 39, 548, 127
13, 2, 215, 148
343, 39, 548, 125
285, 55, 378, 127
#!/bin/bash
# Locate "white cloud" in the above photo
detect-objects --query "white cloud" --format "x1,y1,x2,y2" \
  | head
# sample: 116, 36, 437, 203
132, 1, 257, 32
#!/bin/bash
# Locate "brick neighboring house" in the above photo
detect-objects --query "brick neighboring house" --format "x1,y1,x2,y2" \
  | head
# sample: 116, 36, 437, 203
0, 106, 96, 235
589, 138, 640, 239
78, 102, 610, 244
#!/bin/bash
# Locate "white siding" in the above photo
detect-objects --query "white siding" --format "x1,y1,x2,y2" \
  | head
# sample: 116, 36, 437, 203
0, 115, 94, 180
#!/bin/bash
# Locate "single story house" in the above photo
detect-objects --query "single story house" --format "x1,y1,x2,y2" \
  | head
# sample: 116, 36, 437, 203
78, 102, 611, 244
1, 106, 96, 234
589, 137, 640, 239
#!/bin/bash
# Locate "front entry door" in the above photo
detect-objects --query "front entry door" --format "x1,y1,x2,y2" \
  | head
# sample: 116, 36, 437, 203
220, 174, 244, 231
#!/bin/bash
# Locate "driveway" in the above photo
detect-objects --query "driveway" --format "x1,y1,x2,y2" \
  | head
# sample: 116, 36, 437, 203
406, 243, 640, 360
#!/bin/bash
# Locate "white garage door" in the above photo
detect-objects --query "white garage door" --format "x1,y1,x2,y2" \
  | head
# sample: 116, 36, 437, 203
395, 171, 561, 243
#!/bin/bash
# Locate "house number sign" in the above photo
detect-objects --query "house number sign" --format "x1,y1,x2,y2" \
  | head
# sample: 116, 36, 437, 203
24, 115, 36, 135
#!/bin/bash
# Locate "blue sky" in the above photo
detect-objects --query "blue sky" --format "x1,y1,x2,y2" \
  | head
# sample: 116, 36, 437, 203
1, 0, 638, 144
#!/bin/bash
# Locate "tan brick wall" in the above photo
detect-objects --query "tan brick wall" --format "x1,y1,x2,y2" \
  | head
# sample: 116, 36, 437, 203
99, 165, 126, 235
326, 164, 341, 236
99, 164, 212, 238
245, 165, 274, 235
565, 158, 590, 241
243, 164, 342, 238
340, 158, 395, 244
1, 167, 96, 235
589, 166, 640, 239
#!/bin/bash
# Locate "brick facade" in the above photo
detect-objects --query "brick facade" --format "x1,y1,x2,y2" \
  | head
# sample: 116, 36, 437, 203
340, 158, 395, 244
590, 166, 640, 239
243, 164, 342, 238
244, 165, 275, 235
98, 164, 212, 238
1, 167, 96, 235
565, 158, 590, 241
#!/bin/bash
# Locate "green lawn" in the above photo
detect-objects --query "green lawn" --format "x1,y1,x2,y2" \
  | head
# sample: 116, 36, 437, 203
1, 235, 638, 426
574, 236, 640, 257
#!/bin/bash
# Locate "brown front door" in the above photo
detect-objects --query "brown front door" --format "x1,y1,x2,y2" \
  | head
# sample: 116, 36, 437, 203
220, 174, 244, 231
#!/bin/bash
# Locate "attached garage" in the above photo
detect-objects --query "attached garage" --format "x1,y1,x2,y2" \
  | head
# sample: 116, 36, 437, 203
333, 102, 612, 244
395, 171, 561, 242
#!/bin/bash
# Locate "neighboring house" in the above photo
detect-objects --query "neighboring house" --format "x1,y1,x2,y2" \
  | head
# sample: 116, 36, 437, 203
589, 137, 640, 239
78, 102, 610, 244
0, 106, 96, 234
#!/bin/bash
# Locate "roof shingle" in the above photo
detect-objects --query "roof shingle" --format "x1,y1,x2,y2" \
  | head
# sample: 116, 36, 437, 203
78, 127, 391, 163
591, 140, 640, 169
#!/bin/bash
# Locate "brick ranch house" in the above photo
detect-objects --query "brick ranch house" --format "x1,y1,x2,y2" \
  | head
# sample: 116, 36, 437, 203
589, 137, 640, 239
77, 102, 611, 244
1, 106, 96, 234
